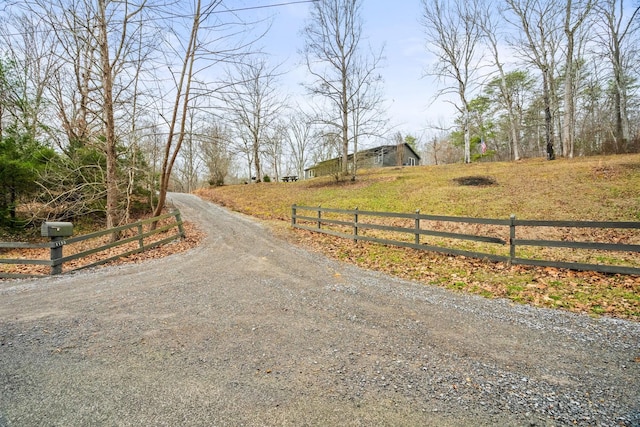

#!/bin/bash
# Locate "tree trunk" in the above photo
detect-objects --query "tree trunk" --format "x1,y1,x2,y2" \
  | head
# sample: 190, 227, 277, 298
342, 70, 349, 177
562, 0, 591, 158
98, 0, 120, 237
613, 45, 629, 150
153, 0, 201, 220
562, 24, 574, 158
253, 134, 262, 182
543, 68, 555, 160
464, 110, 471, 163
510, 122, 520, 161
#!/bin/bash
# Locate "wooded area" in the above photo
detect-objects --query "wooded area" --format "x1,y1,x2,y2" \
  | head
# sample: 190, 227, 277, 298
421, 0, 640, 164
0, 0, 638, 232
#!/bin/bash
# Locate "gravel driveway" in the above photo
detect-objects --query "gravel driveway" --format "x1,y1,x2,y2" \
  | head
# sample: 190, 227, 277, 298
1, 193, 639, 426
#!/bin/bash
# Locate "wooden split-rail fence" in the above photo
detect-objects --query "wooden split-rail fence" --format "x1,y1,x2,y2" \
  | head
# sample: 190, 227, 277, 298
291, 205, 640, 276
0, 211, 185, 279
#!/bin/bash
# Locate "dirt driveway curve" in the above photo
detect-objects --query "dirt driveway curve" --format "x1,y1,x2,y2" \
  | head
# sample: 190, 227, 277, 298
1, 193, 639, 426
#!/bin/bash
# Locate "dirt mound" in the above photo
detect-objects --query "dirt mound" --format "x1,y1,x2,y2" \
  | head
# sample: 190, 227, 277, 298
453, 175, 497, 186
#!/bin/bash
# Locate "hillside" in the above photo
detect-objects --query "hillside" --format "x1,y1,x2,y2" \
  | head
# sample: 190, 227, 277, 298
196, 154, 640, 320
198, 154, 640, 222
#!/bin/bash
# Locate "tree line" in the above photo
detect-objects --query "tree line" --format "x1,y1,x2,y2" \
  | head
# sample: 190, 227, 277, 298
421, 0, 640, 164
0, 0, 638, 232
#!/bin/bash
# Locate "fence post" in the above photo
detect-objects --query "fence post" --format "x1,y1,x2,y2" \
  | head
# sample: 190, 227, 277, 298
291, 204, 297, 227
353, 207, 359, 242
174, 210, 186, 238
137, 223, 144, 250
317, 205, 322, 229
509, 214, 516, 263
50, 238, 64, 275
415, 209, 421, 245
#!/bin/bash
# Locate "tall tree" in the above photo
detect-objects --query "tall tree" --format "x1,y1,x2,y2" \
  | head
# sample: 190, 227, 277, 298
421, 0, 484, 164
478, 1, 522, 160
576, 62, 608, 153
595, 0, 640, 152
95, 0, 119, 228
562, 0, 594, 158
302, 0, 384, 178
0, 23, 57, 226
153, 0, 204, 216
153, 0, 254, 215
264, 122, 287, 182
505, 0, 563, 160
348, 52, 386, 179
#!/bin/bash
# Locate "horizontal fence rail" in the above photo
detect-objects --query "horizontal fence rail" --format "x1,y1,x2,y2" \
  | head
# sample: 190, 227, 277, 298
0, 210, 185, 279
291, 205, 640, 276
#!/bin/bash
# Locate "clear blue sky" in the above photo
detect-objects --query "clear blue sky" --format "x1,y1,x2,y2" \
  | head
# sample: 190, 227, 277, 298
238, 0, 455, 144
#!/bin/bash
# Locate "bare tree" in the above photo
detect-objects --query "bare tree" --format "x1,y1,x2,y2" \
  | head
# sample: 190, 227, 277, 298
47, 0, 146, 230
576, 61, 609, 153
302, 0, 385, 178
263, 121, 287, 182
424, 126, 462, 166
43, 1, 98, 154
562, 0, 594, 158
122, 15, 157, 224
152, 0, 256, 215
477, 2, 522, 160
200, 123, 231, 186
138, 122, 164, 208
0, 12, 57, 143
348, 52, 387, 179
595, 0, 640, 152
484, 69, 537, 158
96, 0, 147, 231
308, 130, 341, 174
421, 0, 484, 164
392, 131, 405, 166
176, 110, 205, 193
2, 0, 257, 224
220, 57, 285, 183
153, 0, 205, 216
505, 0, 563, 160
232, 132, 256, 182
285, 109, 315, 179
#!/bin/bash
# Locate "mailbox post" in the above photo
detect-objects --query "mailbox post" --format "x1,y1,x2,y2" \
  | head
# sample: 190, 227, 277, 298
41, 222, 73, 275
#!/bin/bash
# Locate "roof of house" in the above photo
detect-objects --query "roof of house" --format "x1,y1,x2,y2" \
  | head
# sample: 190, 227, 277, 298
359, 143, 421, 160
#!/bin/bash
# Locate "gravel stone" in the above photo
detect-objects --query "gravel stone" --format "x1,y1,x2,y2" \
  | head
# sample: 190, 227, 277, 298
0, 193, 638, 426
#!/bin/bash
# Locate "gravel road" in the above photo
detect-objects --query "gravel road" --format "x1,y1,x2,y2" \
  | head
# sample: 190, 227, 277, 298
1, 193, 639, 426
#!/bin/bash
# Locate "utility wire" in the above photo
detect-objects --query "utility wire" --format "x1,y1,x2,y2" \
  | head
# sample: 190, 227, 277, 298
0, 0, 319, 37
215, 0, 318, 14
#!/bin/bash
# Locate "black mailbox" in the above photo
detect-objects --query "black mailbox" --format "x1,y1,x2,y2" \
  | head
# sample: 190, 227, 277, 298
41, 221, 74, 238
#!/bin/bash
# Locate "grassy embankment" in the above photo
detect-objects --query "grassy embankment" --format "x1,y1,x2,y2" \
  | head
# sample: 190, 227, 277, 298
196, 154, 640, 320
